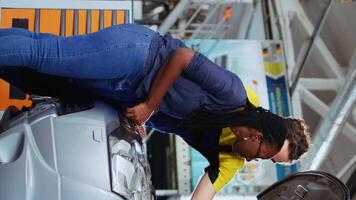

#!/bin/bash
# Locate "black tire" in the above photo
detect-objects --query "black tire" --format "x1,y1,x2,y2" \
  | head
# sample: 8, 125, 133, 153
347, 168, 356, 199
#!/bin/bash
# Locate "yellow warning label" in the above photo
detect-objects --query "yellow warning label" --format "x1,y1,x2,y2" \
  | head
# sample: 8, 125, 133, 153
264, 62, 285, 77
338, 0, 355, 3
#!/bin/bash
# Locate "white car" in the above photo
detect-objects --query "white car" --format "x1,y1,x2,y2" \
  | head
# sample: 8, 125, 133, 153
0, 100, 155, 200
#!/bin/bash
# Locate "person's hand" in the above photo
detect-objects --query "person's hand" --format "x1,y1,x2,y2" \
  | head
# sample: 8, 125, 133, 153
136, 125, 147, 139
126, 102, 155, 125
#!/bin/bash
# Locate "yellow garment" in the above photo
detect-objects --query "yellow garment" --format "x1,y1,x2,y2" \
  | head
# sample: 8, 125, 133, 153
212, 127, 245, 191
211, 89, 260, 191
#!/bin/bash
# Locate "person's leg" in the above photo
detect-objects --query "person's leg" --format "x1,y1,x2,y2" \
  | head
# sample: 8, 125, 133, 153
0, 24, 155, 81
0, 27, 58, 39
0, 30, 61, 97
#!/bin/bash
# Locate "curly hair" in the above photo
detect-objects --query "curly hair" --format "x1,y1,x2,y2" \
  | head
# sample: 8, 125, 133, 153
284, 118, 311, 162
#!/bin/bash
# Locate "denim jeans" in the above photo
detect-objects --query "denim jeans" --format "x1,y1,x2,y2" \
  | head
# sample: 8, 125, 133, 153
0, 24, 156, 79
0, 24, 158, 107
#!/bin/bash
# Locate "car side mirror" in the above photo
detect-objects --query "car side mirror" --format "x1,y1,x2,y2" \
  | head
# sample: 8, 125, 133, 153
257, 171, 350, 200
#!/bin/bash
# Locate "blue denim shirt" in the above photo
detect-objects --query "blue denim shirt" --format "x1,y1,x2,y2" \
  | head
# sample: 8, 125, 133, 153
135, 33, 247, 119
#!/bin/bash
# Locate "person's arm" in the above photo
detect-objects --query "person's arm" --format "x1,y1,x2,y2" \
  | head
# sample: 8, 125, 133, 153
126, 48, 246, 125
136, 125, 146, 139
191, 172, 217, 200
126, 48, 194, 125
183, 52, 247, 113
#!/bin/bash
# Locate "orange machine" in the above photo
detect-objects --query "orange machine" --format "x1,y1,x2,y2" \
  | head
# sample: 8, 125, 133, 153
0, 8, 126, 110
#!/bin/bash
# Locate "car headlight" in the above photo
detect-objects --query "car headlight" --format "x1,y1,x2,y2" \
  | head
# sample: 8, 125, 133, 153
109, 129, 155, 200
